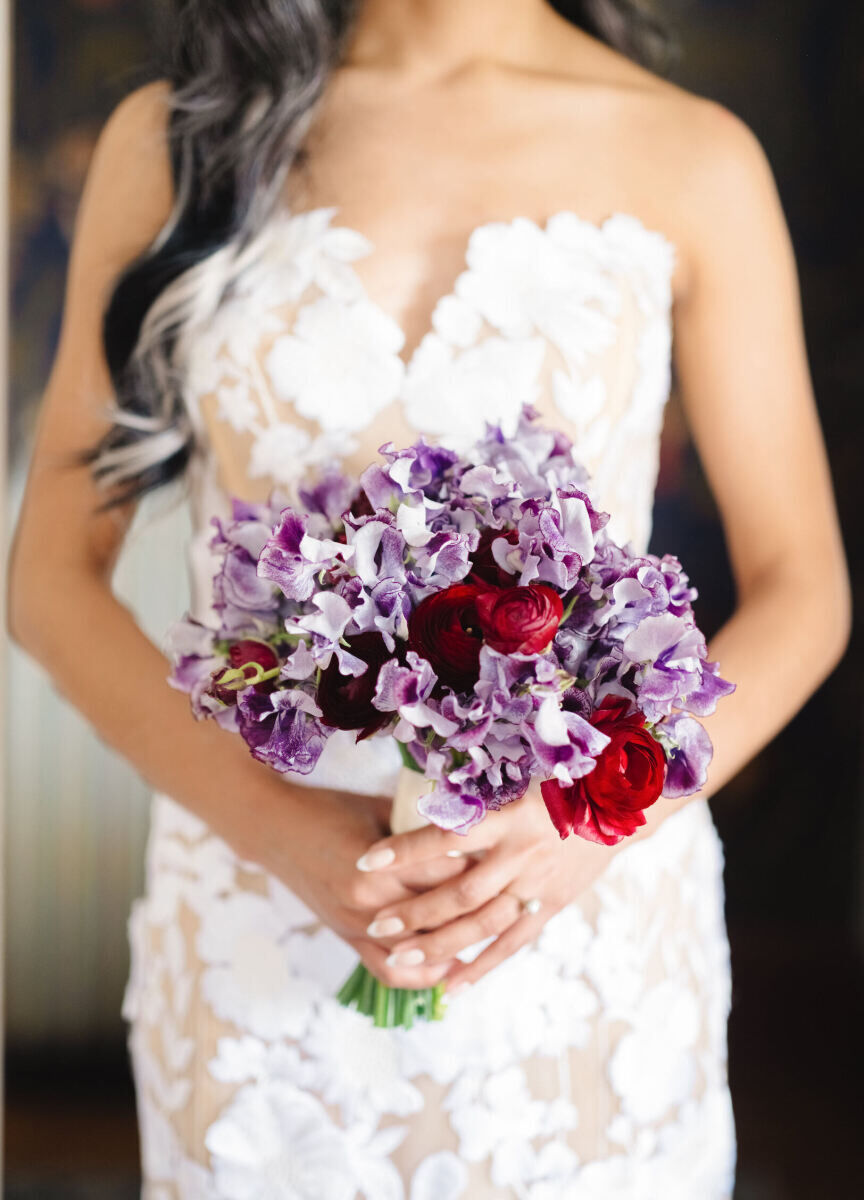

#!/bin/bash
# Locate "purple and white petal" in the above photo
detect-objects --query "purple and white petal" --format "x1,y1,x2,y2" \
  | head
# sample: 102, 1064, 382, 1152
657, 712, 714, 798
417, 785, 486, 834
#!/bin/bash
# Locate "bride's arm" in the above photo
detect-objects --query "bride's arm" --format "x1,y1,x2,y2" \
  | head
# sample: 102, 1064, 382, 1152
7, 83, 461, 991
354, 100, 852, 990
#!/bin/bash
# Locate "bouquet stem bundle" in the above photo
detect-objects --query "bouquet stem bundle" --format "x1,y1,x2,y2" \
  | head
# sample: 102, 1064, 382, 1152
337, 964, 446, 1028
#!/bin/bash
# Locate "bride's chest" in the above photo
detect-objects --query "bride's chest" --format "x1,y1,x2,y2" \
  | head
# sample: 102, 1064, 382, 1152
181, 205, 677, 506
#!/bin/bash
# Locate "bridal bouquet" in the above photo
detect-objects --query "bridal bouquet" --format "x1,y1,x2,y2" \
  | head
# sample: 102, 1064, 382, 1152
167, 406, 733, 1027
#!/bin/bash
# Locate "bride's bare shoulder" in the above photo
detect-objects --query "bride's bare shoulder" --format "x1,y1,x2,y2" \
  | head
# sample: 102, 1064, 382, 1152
524, 19, 767, 187
76, 79, 176, 268
550, 22, 760, 158
545, 27, 778, 295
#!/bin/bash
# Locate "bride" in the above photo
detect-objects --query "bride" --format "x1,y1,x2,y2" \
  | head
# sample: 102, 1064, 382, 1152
8, 1, 850, 1196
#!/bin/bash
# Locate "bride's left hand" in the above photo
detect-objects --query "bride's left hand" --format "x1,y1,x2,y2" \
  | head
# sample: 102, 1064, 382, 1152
357, 786, 619, 992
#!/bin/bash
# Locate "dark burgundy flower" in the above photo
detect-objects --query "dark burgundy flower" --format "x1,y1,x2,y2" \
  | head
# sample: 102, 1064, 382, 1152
468, 528, 519, 588
228, 639, 279, 672
475, 583, 563, 654
208, 639, 279, 705
540, 696, 666, 844
317, 631, 391, 739
335, 489, 377, 544
407, 583, 488, 691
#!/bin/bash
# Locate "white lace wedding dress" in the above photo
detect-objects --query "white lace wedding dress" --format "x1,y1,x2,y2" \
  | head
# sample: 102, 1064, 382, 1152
122, 206, 737, 1198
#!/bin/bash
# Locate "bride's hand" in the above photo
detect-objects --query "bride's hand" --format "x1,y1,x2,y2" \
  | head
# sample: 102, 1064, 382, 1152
240, 782, 468, 988
354, 786, 619, 992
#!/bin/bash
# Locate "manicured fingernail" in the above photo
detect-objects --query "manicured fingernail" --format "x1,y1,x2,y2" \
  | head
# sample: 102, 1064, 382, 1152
446, 850, 465, 858
356, 848, 396, 872
366, 916, 405, 938
386, 948, 425, 967
447, 982, 469, 997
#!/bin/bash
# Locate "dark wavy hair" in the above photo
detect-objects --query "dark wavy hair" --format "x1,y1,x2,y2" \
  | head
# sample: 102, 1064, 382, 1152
85, 0, 674, 507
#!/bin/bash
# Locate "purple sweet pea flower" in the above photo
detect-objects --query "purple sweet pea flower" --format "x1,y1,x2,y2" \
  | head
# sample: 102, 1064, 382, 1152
373, 653, 459, 736
469, 766, 532, 811
298, 468, 357, 526
216, 544, 281, 615
357, 462, 405, 512
257, 511, 319, 601
516, 499, 585, 589
413, 528, 471, 586
229, 496, 283, 525
654, 554, 699, 617
417, 782, 487, 834
679, 660, 737, 716
383, 439, 459, 494
623, 613, 708, 721
278, 640, 317, 680
292, 593, 354, 655
164, 616, 216, 661
170, 653, 227, 718
165, 618, 232, 718
237, 687, 329, 775
657, 712, 714, 798
525, 694, 611, 784
208, 516, 283, 627
349, 519, 406, 588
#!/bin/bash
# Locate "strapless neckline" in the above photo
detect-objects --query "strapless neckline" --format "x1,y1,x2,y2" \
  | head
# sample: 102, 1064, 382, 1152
262, 204, 679, 372
183, 197, 678, 558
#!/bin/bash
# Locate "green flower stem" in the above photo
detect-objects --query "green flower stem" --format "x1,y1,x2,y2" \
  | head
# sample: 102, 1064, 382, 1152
216, 663, 282, 690
336, 964, 447, 1029
560, 589, 580, 624
373, 978, 389, 1027
336, 962, 366, 1007
432, 982, 446, 1020
403, 992, 415, 1030
358, 968, 376, 1017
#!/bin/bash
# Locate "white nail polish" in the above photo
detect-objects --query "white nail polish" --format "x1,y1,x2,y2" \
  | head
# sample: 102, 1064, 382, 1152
355, 847, 396, 872
366, 916, 405, 938
386, 948, 426, 968
446, 850, 465, 858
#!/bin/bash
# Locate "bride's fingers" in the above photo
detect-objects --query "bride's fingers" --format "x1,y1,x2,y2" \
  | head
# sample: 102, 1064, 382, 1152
355, 817, 496, 874
396, 853, 472, 891
365, 851, 521, 940
443, 908, 548, 993
366, 793, 404, 830
349, 937, 455, 991
383, 890, 524, 967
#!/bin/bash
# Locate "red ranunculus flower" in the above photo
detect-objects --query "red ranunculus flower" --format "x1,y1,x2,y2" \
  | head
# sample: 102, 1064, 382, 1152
469, 527, 519, 588
317, 631, 391, 740
209, 639, 279, 705
540, 696, 666, 844
475, 582, 563, 654
407, 583, 487, 691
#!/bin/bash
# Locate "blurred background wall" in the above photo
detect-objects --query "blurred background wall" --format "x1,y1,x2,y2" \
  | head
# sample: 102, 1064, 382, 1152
4, 1, 863, 1197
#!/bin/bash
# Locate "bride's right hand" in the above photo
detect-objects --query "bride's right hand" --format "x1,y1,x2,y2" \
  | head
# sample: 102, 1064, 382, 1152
234, 780, 467, 988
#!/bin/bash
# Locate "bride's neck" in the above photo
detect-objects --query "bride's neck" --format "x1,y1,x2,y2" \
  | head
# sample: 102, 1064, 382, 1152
345, 0, 557, 76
